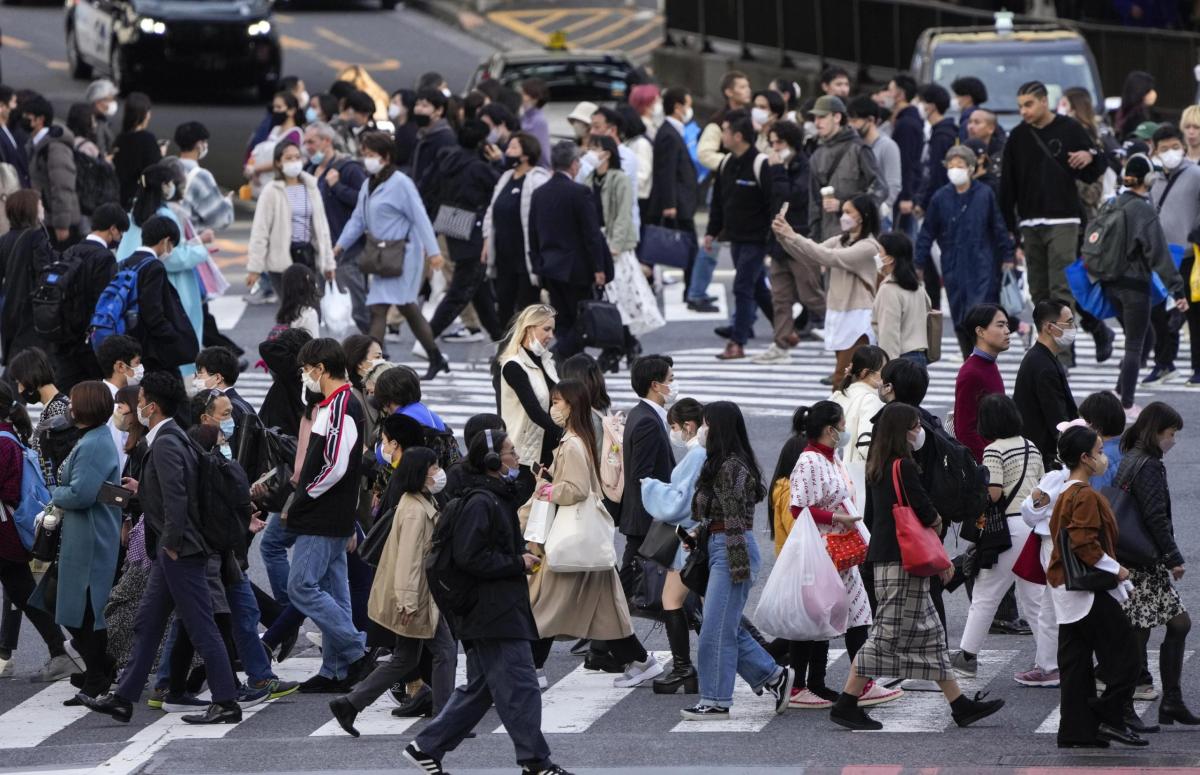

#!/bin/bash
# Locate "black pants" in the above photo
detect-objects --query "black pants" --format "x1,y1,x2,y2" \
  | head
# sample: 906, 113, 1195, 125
542, 279, 591, 360
0, 591, 21, 654
618, 534, 644, 600
168, 612, 236, 695
1105, 284, 1152, 409
0, 558, 65, 656
1057, 591, 1140, 745
429, 239, 502, 341
65, 596, 113, 697
494, 271, 541, 332
368, 303, 438, 357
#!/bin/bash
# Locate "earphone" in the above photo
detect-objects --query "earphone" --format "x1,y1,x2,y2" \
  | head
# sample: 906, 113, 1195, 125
483, 428, 502, 472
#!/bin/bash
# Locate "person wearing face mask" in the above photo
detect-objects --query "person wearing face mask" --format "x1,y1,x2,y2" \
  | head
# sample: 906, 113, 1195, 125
482, 132, 552, 328
387, 89, 417, 168
805, 95, 888, 244
1112, 402, 1195, 727
193, 346, 256, 453
649, 88, 707, 310
342, 333, 386, 444
846, 99, 900, 226
245, 140, 336, 313
244, 91, 306, 199
517, 78, 552, 168
111, 92, 161, 210
498, 304, 562, 474
20, 95, 81, 246
86, 79, 120, 157
1013, 300, 1081, 469
871, 232, 931, 363
913, 83, 957, 218
751, 90, 785, 154
830, 345, 890, 511
779, 400, 898, 711
174, 122, 232, 233
885, 75, 923, 238
773, 193, 884, 385
409, 89, 456, 207
916, 144, 1014, 354
7, 346, 72, 484
97, 335, 143, 470
0, 191, 55, 366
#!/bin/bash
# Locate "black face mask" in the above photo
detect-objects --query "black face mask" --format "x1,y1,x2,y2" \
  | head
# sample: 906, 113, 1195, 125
19, 387, 38, 404
503, 154, 521, 169
412, 113, 432, 128
270, 110, 288, 126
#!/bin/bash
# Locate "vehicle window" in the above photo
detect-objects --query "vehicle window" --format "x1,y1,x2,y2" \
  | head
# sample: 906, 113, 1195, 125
497, 61, 637, 102
933, 53, 1099, 116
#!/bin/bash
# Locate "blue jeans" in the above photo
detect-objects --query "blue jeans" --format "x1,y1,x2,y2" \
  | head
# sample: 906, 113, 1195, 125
260, 512, 294, 605
697, 532, 779, 707
730, 242, 768, 345
287, 533, 366, 679
900, 350, 929, 367
226, 577, 274, 683
688, 244, 717, 302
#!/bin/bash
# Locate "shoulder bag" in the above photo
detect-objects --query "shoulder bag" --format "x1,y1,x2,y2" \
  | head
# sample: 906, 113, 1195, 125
433, 205, 477, 242
1057, 525, 1119, 592
892, 459, 952, 576
357, 190, 407, 277
357, 505, 396, 567
638, 519, 682, 567
976, 442, 1031, 567
1100, 454, 1158, 567
543, 490, 617, 572
679, 522, 710, 595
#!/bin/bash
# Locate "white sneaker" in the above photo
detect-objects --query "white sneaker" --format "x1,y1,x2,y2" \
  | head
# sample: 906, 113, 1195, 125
536, 669, 548, 691
751, 344, 791, 364
305, 631, 323, 651
0, 655, 13, 678
245, 283, 277, 306
857, 679, 904, 707
35, 653, 81, 682
787, 687, 833, 709
899, 678, 942, 692
613, 656, 663, 688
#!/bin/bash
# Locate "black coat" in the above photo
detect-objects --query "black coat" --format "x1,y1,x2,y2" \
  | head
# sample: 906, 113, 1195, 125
0, 226, 55, 364
448, 471, 539, 644
0, 126, 30, 187
865, 457, 938, 564
1013, 341, 1078, 469
1116, 450, 1184, 569
123, 249, 199, 370
141, 420, 208, 558
112, 130, 162, 210
528, 173, 610, 286
648, 121, 697, 222
257, 334, 306, 437
619, 400, 675, 537
767, 152, 810, 259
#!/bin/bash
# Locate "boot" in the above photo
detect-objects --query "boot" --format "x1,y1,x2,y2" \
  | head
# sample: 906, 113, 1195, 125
716, 341, 745, 360
1124, 700, 1161, 734
805, 640, 837, 701
653, 609, 697, 695
422, 350, 450, 381
1159, 688, 1200, 725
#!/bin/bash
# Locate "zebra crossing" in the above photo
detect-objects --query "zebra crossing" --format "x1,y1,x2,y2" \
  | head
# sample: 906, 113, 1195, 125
0, 647, 1189, 770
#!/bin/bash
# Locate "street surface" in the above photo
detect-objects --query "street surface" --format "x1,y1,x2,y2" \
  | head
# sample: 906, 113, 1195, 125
0, 3, 1199, 773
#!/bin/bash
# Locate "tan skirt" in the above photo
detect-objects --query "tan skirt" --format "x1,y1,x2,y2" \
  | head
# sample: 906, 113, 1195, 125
529, 565, 634, 640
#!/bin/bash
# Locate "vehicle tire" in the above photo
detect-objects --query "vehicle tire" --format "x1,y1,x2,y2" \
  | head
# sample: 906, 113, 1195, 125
66, 24, 93, 80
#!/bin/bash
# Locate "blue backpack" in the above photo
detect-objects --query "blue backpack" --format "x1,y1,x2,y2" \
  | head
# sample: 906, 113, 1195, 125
0, 431, 51, 552
89, 255, 153, 352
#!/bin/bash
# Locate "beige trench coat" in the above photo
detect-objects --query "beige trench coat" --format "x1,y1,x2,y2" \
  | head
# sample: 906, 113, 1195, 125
367, 492, 439, 639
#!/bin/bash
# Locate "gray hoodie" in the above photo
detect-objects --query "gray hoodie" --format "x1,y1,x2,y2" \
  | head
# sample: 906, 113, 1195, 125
807, 126, 887, 242
1150, 160, 1200, 246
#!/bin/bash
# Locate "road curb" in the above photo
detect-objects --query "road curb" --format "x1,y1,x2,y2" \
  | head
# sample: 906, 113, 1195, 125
406, 0, 526, 53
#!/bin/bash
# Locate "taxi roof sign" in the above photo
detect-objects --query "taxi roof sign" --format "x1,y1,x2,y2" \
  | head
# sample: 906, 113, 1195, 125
547, 31, 569, 51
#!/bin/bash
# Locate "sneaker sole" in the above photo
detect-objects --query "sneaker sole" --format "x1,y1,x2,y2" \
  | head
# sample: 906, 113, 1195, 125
1014, 677, 1060, 688
162, 703, 210, 713
146, 699, 164, 709
679, 710, 730, 720
613, 660, 664, 688
237, 694, 269, 709
788, 700, 833, 709
268, 685, 300, 700
402, 748, 443, 774
858, 690, 904, 707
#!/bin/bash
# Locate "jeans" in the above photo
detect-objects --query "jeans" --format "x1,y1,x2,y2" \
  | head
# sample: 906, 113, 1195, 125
226, 577, 274, 683
688, 242, 717, 302
1104, 284, 1152, 408
729, 242, 768, 346
901, 350, 929, 367
697, 533, 780, 707
959, 517, 1043, 655
260, 512, 295, 605
287, 533, 366, 680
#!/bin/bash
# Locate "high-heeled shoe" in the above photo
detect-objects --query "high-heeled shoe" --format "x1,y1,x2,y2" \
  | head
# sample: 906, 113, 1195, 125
652, 659, 698, 694
1159, 690, 1200, 725
422, 351, 450, 381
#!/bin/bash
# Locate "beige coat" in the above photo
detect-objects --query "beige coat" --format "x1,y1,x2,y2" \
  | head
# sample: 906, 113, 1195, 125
781, 233, 881, 312
367, 492, 439, 639
872, 275, 931, 359
247, 172, 335, 275
521, 432, 632, 640
500, 347, 559, 466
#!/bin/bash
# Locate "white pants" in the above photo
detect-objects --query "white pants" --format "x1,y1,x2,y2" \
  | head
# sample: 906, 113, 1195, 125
959, 516, 1044, 655
1033, 534, 1058, 672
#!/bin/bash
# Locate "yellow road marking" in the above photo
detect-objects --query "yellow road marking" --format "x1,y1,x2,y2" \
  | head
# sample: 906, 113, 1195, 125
329, 58, 401, 72
561, 10, 610, 34
46, 61, 68, 71
1, 35, 30, 50
279, 34, 316, 51
570, 11, 636, 47
527, 9, 571, 30
487, 11, 550, 47
315, 26, 368, 53
274, 12, 296, 23
280, 33, 399, 73
603, 16, 662, 50
628, 36, 662, 59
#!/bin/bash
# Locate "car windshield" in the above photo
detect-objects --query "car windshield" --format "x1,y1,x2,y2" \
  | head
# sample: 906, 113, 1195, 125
497, 60, 637, 102
933, 52, 1099, 125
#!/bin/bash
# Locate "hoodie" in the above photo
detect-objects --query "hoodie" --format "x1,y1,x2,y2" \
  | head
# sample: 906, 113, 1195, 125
806, 126, 887, 241
30, 126, 80, 231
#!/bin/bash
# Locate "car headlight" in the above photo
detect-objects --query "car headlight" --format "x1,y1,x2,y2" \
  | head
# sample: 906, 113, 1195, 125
138, 17, 166, 35
247, 20, 271, 36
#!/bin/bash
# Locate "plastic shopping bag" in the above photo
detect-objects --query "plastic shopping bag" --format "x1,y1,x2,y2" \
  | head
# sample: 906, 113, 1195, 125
753, 508, 848, 640
523, 498, 557, 545
321, 280, 354, 336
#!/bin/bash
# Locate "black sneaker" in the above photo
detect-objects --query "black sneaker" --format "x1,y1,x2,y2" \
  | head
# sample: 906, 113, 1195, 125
763, 666, 796, 714
403, 742, 444, 773
830, 702, 882, 730
569, 639, 591, 656
952, 691, 1006, 728
522, 765, 574, 775
298, 674, 349, 694
679, 702, 730, 720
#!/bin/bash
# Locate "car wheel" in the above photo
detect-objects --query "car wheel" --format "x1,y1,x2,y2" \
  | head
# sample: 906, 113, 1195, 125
66, 25, 93, 80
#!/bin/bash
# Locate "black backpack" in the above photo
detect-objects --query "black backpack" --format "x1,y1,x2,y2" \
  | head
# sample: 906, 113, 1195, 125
31, 251, 90, 346
923, 423, 989, 525
423, 424, 463, 471
177, 429, 250, 554
424, 489, 490, 617
74, 149, 120, 217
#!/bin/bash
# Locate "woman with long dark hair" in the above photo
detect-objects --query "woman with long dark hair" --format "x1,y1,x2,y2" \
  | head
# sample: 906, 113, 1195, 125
275, 264, 322, 338
1116, 71, 1158, 141
9, 346, 71, 484
111, 92, 161, 209
873, 232, 931, 363
683, 401, 794, 719
831, 402, 1003, 730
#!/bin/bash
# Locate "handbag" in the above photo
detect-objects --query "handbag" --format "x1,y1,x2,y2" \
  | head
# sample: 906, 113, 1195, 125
523, 498, 557, 545
961, 441, 1028, 549
1012, 530, 1047, 585
577, 291, 625, 349
433, 205, 477, 241
1000, 268, 1025, 319
1101, 455, 1158, 567
98, 482, 134, 509
358, 233, 407, 277
679, 522, 710, 595
638, 519, 682, 567
289, 241, 317, 270
891, 459, 952, 576
640, 221, 695, 269
1058, 526, 1119, 592
30, 506, 63, 563
925, 310, 943, 364
543, 493, 616, 572
357, 505, 395, 567
630, 557, 668, 616
824, 528, 868, 572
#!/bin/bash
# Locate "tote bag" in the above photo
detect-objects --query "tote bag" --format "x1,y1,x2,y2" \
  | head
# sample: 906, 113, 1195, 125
892, 459, 951, 576
544, 492, 616, 572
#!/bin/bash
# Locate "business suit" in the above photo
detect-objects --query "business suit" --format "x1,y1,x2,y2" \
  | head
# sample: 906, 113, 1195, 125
222, 386, 257, 454
114, 420, 237, 705
528, 172, 611, 359
618, 399, 676, 591
123, 248, 200, 371
649, 119, 699, 297
0, 124, 30, 187
1013, 340, 1078, 469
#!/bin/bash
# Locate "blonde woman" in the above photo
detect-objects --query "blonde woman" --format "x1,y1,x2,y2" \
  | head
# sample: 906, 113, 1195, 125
1182, 105, 1200, 163
498, 304, 561, 472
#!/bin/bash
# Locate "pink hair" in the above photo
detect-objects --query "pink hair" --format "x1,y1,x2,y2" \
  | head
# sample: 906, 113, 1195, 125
629, 84, 661, 113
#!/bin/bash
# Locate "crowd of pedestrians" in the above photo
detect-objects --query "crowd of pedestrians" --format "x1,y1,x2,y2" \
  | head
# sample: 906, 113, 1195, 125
0, 54, 1194, 774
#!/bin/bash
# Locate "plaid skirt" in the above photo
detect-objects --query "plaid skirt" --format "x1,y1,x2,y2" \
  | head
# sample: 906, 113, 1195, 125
854, 561, 952, 681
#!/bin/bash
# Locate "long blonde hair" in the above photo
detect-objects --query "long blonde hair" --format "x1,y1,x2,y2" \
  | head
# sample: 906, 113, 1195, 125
499, 304, 557, 360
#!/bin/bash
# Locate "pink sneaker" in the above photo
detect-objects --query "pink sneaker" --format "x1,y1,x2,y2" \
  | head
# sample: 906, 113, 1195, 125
857, 679, 903, 707
1014, 667, 1060, 687
787, 687, 833, 709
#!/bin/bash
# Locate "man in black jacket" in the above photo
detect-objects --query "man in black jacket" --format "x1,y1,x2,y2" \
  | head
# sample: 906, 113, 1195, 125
528, 140, 611, 360
1013, 299, 1079, 469
79, 371, 241, 725
123, 216, 200, 371
886, 75, 923, 238
411, 88, 458, 212
649, 88, 705, 309
53, 203, 127, 390
618, 355, 676, 594
405, 431, 568, 775
915, 83, 958, 214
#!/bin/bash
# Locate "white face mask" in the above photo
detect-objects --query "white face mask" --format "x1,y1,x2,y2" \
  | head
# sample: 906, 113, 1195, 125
1052, 322, 1078, 349
777, 147, 794, 163
130, 363, 144, 384
681, 106, 694, 124
137, 403, 153, 427
363, 156, 384, 175
388, 103, 402, 121
281, 160, 304, 178
839, 213, 858, 232
658, 381, 677, 405
873, 253, 885, 272
911, 426, 927, 451
696, 425, 708, 448
915, 101, 928, 121
192, 375, 213, 393
197, 142, 209, 161
298, 91, 310, 110
162, 182, 176, 201
429, 468, 447, 494
302, 370, 322, 395
1160, 148, 1185, 170
652, 101, 664, 122
104, 100, 119, 118
669, 428, 685, 447
582, 150, 601, 168
751, 107, 770, 127
947, 167, 971, 187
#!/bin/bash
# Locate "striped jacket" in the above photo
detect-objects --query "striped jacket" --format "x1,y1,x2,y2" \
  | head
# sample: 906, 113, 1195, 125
286, 383, 364, 538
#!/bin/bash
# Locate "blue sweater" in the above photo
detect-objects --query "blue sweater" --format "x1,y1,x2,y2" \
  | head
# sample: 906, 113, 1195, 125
640, 444, 705, 570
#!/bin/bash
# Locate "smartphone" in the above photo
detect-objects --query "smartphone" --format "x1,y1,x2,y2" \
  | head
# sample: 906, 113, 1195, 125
676, 525, 696, 550
531, 462, 553, 482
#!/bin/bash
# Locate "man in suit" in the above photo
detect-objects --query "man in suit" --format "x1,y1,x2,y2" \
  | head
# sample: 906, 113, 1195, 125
79, 370, 241, 725
1013, 299, 1079, 469
528, 140, 611, 360
618, 355, 677, 594
0, 85, 30, 187
194, 345, 257, 452
122, 216, 201, 372
650, 87, 708, 311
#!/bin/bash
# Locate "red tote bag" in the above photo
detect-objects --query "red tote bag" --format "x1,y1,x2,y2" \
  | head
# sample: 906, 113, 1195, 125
891, 459, 952, 576
1012, 530, 1047, 585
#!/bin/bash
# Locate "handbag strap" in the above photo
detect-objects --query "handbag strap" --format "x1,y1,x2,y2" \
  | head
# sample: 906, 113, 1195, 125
891, 458, 910, 507
998, 441, 1031, 514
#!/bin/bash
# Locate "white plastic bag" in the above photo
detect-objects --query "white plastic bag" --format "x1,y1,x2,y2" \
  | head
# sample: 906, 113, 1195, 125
544, 493, 616, 572
321, 280, 354, 335
753, 508, 848, 640
523, 499, 557, 545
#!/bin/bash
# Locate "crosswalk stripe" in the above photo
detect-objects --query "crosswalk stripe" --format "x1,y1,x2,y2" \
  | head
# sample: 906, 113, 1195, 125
0, 681, 92, 748
861, 650, 1018, 732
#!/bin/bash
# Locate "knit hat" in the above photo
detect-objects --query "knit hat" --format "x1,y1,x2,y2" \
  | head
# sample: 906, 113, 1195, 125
944, 144, 977, 169
85, 79, 118, 103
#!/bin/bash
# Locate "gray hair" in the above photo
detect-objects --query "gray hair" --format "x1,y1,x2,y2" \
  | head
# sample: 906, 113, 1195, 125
550, 140, 579, 172
305, 121, 337, 142
944, 144, 977, 169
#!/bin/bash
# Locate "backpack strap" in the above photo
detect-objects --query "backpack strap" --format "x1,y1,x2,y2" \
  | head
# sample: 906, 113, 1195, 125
752, 153, 767, 188
0, 430, 22, 449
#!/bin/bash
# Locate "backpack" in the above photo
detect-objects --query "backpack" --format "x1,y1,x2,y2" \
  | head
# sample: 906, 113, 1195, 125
89, 254, 153, 352
923, 423, 989, 526
1081, 197, 1130, 283
35, 411, 82, 477
176, 428, 249, 554
423, 424, 463, 471
74, 150, 119, 216
599, 411, 626, 502
0, 431, 51, 552
31, 251, 90, 346
424, 488, 490, 617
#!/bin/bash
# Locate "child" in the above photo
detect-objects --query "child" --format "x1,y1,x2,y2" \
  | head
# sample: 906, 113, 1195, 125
276, 264, 321, 338
1077, 391, 1125, 490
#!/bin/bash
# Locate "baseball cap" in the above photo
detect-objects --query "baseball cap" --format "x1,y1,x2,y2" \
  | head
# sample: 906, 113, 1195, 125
1132, 121, 1160, 141
809, 95, 847, 117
